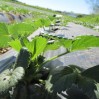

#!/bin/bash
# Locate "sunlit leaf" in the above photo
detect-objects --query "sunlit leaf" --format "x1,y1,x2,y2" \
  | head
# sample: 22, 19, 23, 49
32, 36, 47, 60
71, 36, 99, 51
9, 39, 22, 51
23, 38, 34, 54
8, 22, 34, 38
59, 38, 72, 50
0, 23, 11, 47
44, 41, 61, 52
0, 23, 9, 35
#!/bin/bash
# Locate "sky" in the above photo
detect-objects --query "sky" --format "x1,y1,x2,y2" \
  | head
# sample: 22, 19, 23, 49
17, 0, 91, 14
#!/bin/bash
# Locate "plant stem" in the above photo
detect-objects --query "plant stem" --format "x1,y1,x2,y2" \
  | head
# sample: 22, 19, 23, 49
41, 51, 69, 66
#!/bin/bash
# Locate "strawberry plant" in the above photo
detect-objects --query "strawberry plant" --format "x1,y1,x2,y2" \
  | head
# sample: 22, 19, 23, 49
0, 35, 97, 99
0, 14, 99, 98
0, 16, 53, 48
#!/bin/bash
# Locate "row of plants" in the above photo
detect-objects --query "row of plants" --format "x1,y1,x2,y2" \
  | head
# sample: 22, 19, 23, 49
0, 16, 55, 49
63, 13, 99, 32
0, 3, 51, 20
2, 0, 59, 15
73, 14, 99, 31
0, 4, 30, 14
0, 33, 99, 98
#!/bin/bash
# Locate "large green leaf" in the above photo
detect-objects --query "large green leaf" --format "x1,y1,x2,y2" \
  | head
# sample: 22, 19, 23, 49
8, 22, 34, 38
23, 36, 47, 60
81, 65, 99, 82
59, 36, 99, 52
71, 36, 99, 51
9, 36, 47, 61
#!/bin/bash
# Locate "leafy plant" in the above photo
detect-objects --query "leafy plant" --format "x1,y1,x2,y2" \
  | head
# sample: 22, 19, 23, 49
0, 22, 34, 47
1, 34, 99, 98
0, 17, 52, 48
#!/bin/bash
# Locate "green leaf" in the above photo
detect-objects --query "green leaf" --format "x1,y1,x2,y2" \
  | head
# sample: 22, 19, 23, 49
0, 23, 9, 35
0, 23, 11, 47
0, 35, 11, 47
9, 39, 22, 51
81, 65, 99, 82
40, 18, 51, 26
44, 41, 61, 52
58, 36, 99, 52
34, 20, 42, 28
59, 38, 72, 50
23, 38, 34, 54
77, 76, 97, 99
46, 65, 97, 99
52, 73, 77, 93
71, 36, 99, 51
32, 36, 47, 60
8, 22, 34, 38
45, 66, 77, 93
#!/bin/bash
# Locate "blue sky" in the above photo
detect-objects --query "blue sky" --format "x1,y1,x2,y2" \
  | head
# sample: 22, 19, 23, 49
17, 0, 91, 14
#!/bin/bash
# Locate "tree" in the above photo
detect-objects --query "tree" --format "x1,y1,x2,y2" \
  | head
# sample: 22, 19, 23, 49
86, 0, 99, 14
